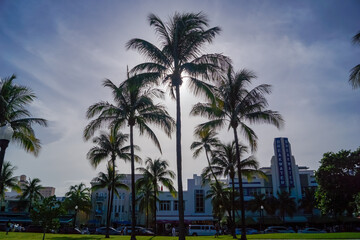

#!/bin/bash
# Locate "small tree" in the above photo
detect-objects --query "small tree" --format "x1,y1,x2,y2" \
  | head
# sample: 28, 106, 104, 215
30, 196, 64, 240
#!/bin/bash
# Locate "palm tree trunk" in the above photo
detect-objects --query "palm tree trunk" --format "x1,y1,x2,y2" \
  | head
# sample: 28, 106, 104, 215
175, 84, 185, 240
146, 200, 149, 229
105, 188, 111, 238
106, 157, 116, 238
153, 180, 157, 235
233, 127, 247, 240
130, 124, 137, 240
205, 150, 219, 184
231, 174, 236, 238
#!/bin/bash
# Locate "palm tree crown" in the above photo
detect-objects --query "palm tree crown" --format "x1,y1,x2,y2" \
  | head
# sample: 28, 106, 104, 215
350, 31, 360, 89
21, 177, 43, 211
0, 161, 20, 200
64, 183, 92, 213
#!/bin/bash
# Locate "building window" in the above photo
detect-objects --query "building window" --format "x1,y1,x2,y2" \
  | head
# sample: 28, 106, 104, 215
160, 201, 171, 211
195, 189, 205, 213
174, 200, 185, 211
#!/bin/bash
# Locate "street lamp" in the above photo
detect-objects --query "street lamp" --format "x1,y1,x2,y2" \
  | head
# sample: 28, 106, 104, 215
0, 123, 14, 174
74, 205, 78, 227
260, 205, 264, 232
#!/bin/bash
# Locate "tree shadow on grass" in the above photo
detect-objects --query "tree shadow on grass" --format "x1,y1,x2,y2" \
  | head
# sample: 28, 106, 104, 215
51, 237, 103, 240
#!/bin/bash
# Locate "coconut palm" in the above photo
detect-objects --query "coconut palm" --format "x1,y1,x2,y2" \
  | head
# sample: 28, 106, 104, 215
127, 12, 229, 240
298, 187, 317, 217
191, 128, 220, 183
247, 192, 266, 218
64, 183, 91, 227
0, 74, 47, 174
277, 190, 296, 223
137, 157, 176, 234
136, 177, 156, 229
21, 177, 43, 212
206, 181, 231, 222
87, 127, 135, 237
0, 161, 20, 211
191, 66, 283, 240
264, 195, 279, 217
92, 164, 129, 238
350, 31, 360, 89
84, 72, 174, 240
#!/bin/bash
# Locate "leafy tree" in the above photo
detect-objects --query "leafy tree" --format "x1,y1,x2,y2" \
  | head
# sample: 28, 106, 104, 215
137, 157, 176, 234
30, 196, 64, 240
0, 161, 21, 210
0, 75, 48, 173
277, 190, 296, 223
136, 179, 155, 229
86, 127, 133, 238
315, 148, 360, 217
298, 187, 317, 217
63, 183, 91, 227
192, 66, 283, 240
21, 177, 43, 212
127, 12, 229, 240
92, 164, 129, 237
84, 73, 174, 240
350, 31, 360, 89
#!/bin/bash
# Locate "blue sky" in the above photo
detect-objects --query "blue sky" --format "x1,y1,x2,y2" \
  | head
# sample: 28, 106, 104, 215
0, 0, 359, 196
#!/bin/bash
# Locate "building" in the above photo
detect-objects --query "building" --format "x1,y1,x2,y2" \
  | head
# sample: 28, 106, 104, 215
39, 187, 56, 198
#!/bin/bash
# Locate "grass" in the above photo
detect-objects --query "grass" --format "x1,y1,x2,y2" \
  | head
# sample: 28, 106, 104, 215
1, 232, 360, 240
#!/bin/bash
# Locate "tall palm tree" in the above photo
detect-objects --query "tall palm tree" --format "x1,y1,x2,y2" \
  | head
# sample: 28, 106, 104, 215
21, 177, 43, 212
247, 192, 266, 220
277, 190, 296, 223
191, 128, 220, 183
84, 73, 174, 240
92, 164, 129, 238
86, 127, 135, 237
264, 195, 279, 217
206, 181, 231, 222
127, 12, 229, 240
350, 31, 360, 89
0, 161, 20, 211
136, 177, 156, 229
191, 66, 283, 240
298, 187, 317, 218
0, 75, 47, 173
137, 157, 176, 234
64, 183, 91, 227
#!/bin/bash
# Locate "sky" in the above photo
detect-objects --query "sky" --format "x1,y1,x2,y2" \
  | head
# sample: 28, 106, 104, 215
0, 0, 359, 196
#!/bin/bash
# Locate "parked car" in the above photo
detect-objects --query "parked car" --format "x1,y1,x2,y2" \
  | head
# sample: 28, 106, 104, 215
299, 227, 326, 233
264, 226, 295, 233
126, 226, 154, 235
235, 228, 259, 235
95, 227, 122, 235
188, 225, 216, 236
58, 227, 81, 234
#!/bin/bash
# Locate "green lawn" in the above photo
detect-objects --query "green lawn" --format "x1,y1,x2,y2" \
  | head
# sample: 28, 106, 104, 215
1, 232, 360, 240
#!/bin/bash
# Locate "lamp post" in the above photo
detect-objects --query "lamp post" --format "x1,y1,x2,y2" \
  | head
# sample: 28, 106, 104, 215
74, 205, 78, 227
260, 205, 264, 232
0, 123, 14, 174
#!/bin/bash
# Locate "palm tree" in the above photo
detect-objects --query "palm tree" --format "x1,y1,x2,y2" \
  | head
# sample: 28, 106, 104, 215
191, 66, 284, 240
137, 157, 176, 234
86, 127, 134, 237
277, 190, 296, 223
84, 72, 174, 240
350, 31, 360, 89
264, 195, 279, 217
127, 12, 229, 240
92, 164, 129, 238
206, 181, 231, 222
298, 187, 317, 218
0, 74, 47, 173
64, 183, 91, 227
191, 128, 220, 183
136, 178, 155, 229
0, 161, 20, 211
247, 192, 266, 220
21, 177, 43, 212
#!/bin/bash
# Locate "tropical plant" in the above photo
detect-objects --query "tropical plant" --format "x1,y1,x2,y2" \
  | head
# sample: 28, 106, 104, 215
84, 73, 174, 240
127, 12, 229, 240
0, 161, 20, 211
136, 157, 176, 234
0, 74, 47, 173
350, 31, 360, 89
191, 66, 283, 240
21, 177, 43, 212
247, 192, 266, 217
277, 190, 296, 223
264, 195, 279, 216
136, 177, 155, 229
206, 181, 231, 224
63, 183, 91, 227
298, 187, 317, 217
92, 164, 129, 238
191, 128, 220, 183
30, 196, 64, 240
86, 127, 134, 237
